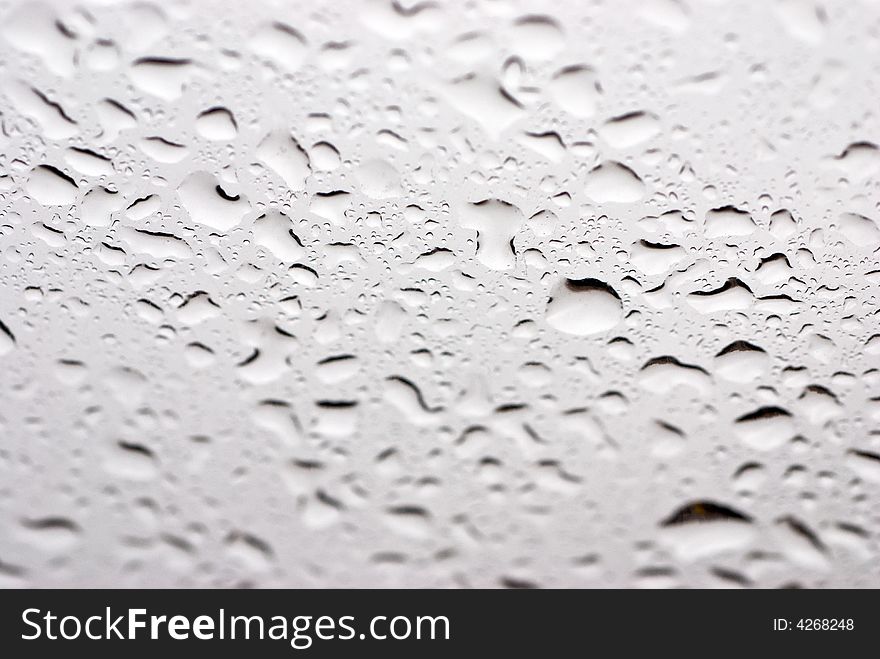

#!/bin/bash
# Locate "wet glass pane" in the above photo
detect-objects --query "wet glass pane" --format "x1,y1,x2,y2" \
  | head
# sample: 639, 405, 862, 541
1, 0, 878, 588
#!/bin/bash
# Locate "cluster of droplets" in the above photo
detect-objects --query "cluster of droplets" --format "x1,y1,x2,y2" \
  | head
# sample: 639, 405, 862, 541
0, 0, 879, 587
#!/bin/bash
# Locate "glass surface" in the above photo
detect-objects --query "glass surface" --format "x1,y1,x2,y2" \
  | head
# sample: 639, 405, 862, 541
1, 0, 879, 588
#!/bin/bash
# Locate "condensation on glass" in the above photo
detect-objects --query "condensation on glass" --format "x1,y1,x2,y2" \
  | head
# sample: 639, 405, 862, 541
0, 0, 879, 588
